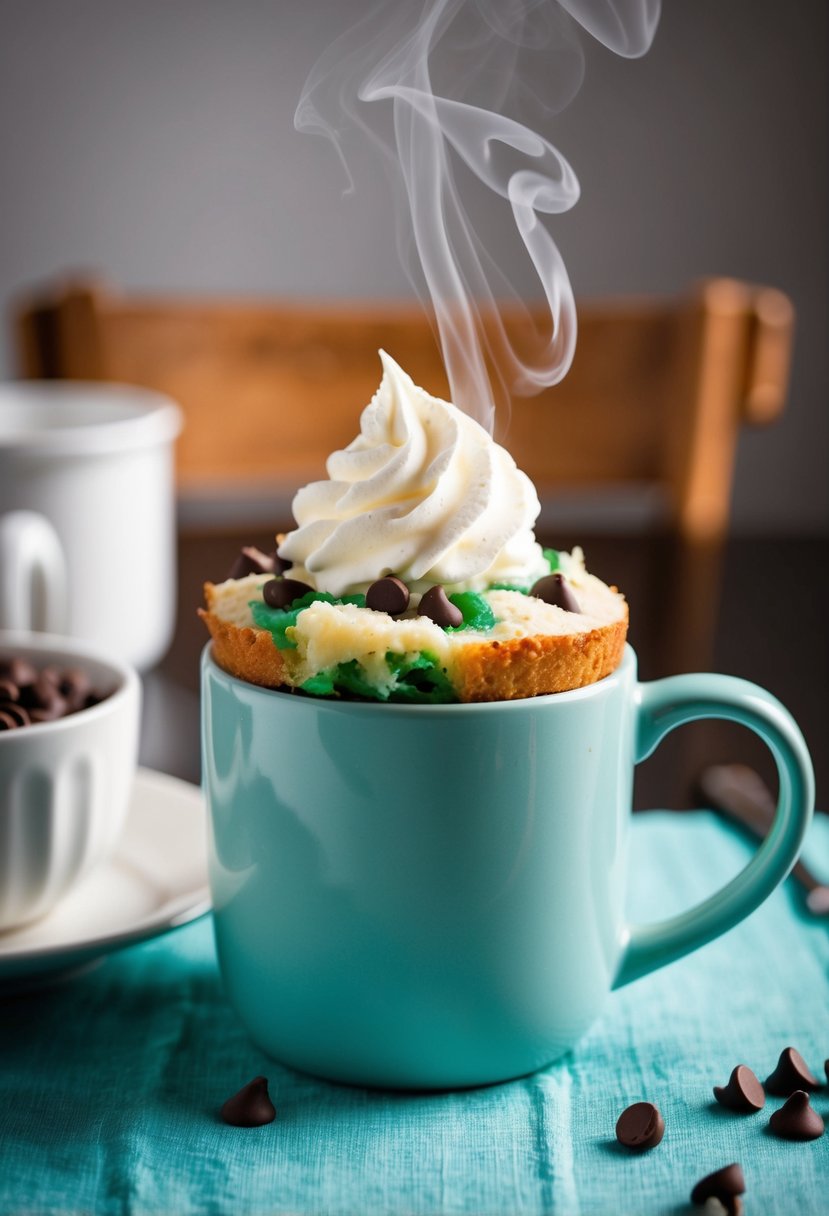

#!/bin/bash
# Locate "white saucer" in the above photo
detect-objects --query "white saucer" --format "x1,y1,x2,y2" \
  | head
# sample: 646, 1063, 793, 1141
0, 767, 211, 987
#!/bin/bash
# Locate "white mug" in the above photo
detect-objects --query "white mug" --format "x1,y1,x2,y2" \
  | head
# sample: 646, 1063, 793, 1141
0, 382, 182, 670
0, 630, 141, 930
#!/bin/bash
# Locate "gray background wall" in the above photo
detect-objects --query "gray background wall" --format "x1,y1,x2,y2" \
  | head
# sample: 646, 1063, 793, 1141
1, 0, 826, 533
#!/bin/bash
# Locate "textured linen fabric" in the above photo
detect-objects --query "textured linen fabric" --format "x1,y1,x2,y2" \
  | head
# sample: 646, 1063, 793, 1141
1, 812, 827, 1216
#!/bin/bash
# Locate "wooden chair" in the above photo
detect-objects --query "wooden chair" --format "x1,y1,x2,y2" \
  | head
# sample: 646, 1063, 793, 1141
13, 275, 793, 675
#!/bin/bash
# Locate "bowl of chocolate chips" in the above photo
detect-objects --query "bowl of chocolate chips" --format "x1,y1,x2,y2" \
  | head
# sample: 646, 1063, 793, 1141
0, 631, 140, 931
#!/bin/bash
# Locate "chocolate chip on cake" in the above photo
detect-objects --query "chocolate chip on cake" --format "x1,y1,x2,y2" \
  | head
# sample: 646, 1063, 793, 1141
768, 1090, 825, 1141
220, 1075, 276, 1127
418, 585, 463, 629
262, 577, 314, 610
530, 572, 581, 613
366, 576, 410, 616
713, 1064, 765, 1113
765, 1046, 819, 1096
615, 1101, 665, 1150
690, 1163, 745, 1211
228, 545, 277, 580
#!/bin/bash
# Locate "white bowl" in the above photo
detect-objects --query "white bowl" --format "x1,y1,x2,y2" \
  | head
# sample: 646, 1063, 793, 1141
0, 631, 141, 931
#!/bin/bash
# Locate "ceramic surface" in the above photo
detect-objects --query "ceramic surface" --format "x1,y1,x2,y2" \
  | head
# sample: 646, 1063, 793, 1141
202, 644, 813, 1089
0, 382, 181, 669
0, 631, 140, 931
0, 767, 209, 985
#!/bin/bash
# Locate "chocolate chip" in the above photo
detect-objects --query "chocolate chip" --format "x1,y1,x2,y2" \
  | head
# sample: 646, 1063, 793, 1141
0, 702, 31, 728
366, 576, 410, 616
228, 545, 277, 580
713, 1064, 765, 1113
220, 1075, 276, 1127
0, 657, 37, 688
615, 1101, 665, 1150
768, 1090, 825, 1141
263, 577, 314, 610
690, 1163, 745, 1209
0, 679, 19, 702
59, 667, 92, 712
418, 585, 463, 629
22, 674, 68, 713
29, 697, 68, 723
530, 572, 581, 613
0, 656, 106, 728
765, 1046, 819, 1095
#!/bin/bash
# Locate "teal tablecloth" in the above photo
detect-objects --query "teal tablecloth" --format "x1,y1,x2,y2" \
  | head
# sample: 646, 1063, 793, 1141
1, 811, 827, 1216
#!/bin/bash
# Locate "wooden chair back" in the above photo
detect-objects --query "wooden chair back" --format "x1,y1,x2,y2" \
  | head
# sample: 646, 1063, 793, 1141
14, 276, 793, 672
15, 276, 792, 544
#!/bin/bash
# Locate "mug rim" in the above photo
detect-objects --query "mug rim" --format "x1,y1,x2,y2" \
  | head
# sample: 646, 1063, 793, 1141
202, 641, 635, 713
0, 381, 182, 457
0, 629, 140, 744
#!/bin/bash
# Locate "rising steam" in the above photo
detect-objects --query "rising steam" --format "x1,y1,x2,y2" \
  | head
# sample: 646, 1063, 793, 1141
296, 0, 661, 433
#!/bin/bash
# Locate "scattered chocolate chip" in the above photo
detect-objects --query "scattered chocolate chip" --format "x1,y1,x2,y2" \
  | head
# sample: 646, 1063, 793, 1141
220, 1076, 276, 1127
0, 657, 37, 688
691, 1163, 745, 1210
615, 1101, 665, 1150
0, 679, 19, 702
0, 703, 30, 729
765, 1046, 819, 1096
768, 1090, 825, 1141
228, 545, 276, 581
530, 572, 581, 613
713, 1064, 765, 1113
366, 575, 410, 616
418, 585, 463, 629
263, 577, 314, 610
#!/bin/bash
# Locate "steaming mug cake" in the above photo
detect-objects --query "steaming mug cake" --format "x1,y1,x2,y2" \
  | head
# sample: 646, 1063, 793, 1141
200, 352, 627, 702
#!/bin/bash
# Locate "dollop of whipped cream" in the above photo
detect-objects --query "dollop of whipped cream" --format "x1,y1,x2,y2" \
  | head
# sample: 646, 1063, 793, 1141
278, 351, 549, 598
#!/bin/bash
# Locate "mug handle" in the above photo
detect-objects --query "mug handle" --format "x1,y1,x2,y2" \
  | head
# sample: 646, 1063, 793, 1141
613, 672, 814, 988
0, 510, 68, 634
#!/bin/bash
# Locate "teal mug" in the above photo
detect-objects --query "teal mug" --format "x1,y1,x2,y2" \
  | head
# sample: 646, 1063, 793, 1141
201, 644, 814, 1090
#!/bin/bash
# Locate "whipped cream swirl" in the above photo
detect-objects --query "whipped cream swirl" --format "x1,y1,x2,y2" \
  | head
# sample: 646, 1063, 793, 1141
279, 351, 548, 598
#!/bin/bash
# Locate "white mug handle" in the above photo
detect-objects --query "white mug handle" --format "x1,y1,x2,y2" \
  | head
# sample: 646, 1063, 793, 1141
0, 510, 68, 634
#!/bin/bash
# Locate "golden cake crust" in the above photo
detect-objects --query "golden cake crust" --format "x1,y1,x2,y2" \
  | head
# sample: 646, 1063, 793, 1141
199, 606, 289, 689
452, 612, 628, 701
200, 582, 628, 702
